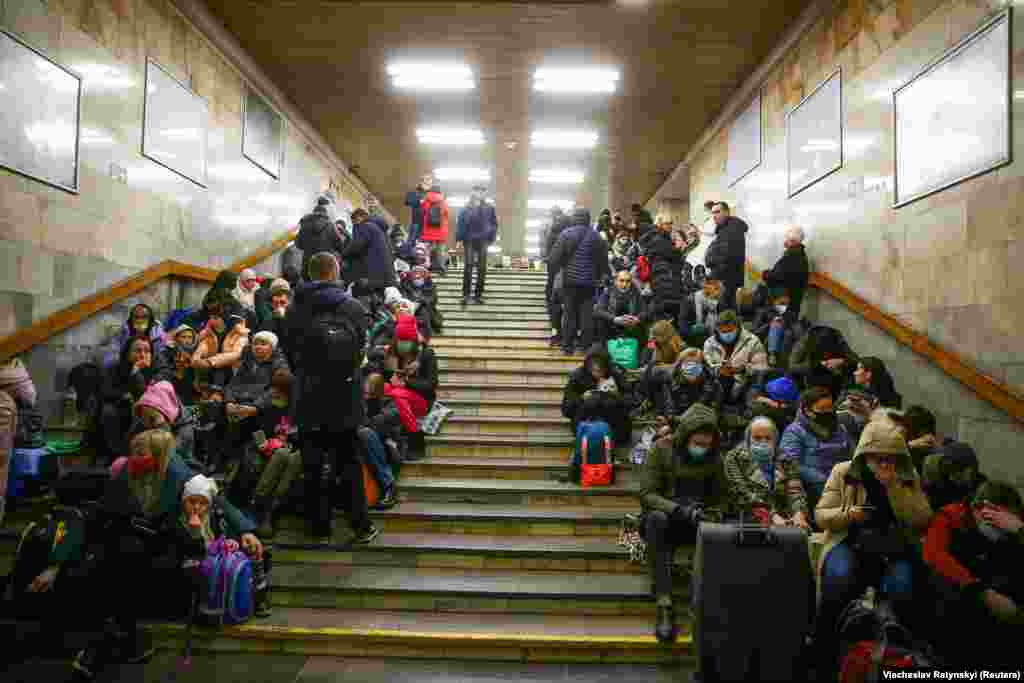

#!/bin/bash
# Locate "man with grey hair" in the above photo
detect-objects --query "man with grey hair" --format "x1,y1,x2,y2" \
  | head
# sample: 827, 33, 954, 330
761, 224, 809, 321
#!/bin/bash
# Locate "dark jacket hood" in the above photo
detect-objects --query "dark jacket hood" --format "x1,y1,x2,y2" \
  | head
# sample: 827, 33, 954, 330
294, 279, 351, 309
672, 402, 720, 452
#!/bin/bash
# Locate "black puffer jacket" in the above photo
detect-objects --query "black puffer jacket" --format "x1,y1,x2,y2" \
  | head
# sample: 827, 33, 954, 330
296, 199, 345, 280
553, 218, 609, 288
593, 285, 648, 324
705, 216, 749, 289
640, 229, 684, 303
762, 242, 809, 318
342, 216, 397, 290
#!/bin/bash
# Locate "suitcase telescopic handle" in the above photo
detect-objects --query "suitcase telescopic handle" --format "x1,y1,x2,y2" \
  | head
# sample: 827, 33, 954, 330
733, 513, 778, 547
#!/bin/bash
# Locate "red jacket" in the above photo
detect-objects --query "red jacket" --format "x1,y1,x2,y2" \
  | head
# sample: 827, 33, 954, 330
924, 502, 978, 588
419, 191, 449, 243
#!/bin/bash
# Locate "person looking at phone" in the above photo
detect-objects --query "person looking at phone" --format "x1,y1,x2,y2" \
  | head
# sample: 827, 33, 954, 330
702, 310, 768, 408
812, 416, 932, 676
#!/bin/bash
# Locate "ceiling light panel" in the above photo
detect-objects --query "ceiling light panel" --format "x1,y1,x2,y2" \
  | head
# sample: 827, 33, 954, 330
530, 130, 598, 149
416, 128, 485, 145
525, 219, 543, 228
530, 169, 584, 184
528, 198, 575, 211
388, 62, 474, 90
434, 167, 490, 182
534, 67, 619, 94
448, 195, 494, 208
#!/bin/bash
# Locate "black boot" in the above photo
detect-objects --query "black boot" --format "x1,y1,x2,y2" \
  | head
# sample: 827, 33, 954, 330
253, 497, 274, 538
254, 585, 272, 618
655, 604, 678, 643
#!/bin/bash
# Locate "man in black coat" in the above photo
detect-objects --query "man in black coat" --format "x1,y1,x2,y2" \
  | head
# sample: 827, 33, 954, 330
287, 252, 377, 544
761, 224, 810, 321
296, 197, 345, 281
549, 209, 609, 355
704, 201, 749, 311
543, 210, 569, 347
639, 217, 684, 327
342, 209, 397, 298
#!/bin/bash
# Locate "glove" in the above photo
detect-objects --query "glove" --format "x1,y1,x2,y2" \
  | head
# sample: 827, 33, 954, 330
613, 316, 626, 326
670, 503, 702, 527
751, 506, 771, 526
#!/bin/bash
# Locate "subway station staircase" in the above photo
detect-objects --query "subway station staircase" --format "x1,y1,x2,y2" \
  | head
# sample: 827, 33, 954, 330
0, 267, 691, 675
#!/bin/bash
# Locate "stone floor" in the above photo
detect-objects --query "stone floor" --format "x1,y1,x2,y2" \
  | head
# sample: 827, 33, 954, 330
2, 654, 691, 682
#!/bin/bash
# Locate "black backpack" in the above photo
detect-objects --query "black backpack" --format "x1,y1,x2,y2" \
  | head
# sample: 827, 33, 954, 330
15, 401, 45, 449
427, 202, 443, 228
306, 310, 363, 383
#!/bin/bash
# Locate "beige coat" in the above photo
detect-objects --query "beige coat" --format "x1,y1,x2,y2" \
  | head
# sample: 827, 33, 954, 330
193, 322, 249, 370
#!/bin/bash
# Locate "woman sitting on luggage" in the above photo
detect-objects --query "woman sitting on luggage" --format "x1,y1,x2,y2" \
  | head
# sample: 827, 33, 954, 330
38, 429, 265, 679
723, 416, 810, 529
813, 417, 932, 676
98, 336, 164, 462
639, 403, 732, 643
922, 480, 1024, 670
593, 269, 648, 346
562, 345, 632, 447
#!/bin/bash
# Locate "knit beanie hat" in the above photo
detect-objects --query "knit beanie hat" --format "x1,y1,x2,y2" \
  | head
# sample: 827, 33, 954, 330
766, 376, 799, 403
183, 474, 218, 503
269, 278, 291, 295
384, 286, 403, 307
252, 330, 279, 349
395, 314, 418, 342
135, 381, 180, 424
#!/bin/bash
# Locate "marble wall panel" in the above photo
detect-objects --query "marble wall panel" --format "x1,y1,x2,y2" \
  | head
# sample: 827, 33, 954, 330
689, 0, 1024, 476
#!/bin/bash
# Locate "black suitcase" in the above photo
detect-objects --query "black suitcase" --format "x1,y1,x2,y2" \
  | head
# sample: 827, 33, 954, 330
693, 522, 814, 681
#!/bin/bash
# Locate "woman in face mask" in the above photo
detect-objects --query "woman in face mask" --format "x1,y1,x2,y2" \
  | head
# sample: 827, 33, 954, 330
723, 416, 810, 530
778, 386, 853, 515
923, 480, 1024, 670
812, 417, 932, 675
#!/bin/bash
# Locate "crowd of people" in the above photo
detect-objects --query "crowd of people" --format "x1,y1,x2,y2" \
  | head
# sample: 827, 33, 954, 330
545, 200, 1022, 674
0, 186, 1019, 680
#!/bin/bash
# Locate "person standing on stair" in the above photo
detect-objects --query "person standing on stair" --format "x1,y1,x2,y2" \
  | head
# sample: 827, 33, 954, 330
704, 201, 748, 312
549, 208, 609, 355
639, 402, 732, 643
419, 182, 451, 274
456, 183, 498, 305
288, 252, 378, 545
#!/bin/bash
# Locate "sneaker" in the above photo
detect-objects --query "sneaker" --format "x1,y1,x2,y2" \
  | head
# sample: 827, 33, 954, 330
471, 296, 484, 305
371, 487, 398, 510
72, 647, 102, 680
254, 588, 272, 618
460, 297, 470, 307
561, 346, 575, 356
352, 523, 381, 545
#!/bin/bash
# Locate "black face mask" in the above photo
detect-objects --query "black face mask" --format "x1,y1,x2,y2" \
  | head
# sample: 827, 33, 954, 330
810, 410, 837, 432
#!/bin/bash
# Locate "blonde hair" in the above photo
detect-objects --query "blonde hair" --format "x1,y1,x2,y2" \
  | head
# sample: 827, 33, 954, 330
650, 320, 684, 364
130, 429, 175, 468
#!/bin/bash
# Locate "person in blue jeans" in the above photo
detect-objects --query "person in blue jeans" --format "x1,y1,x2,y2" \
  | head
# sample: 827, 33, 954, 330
357, 426, 397, 509
563, 392, 613, 484
813, 416, 932, 676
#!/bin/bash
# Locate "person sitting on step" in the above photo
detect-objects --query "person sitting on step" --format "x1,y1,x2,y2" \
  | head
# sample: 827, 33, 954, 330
651, 347, 723, 436
593, 269, 649, 347
562, 392, 613, 484
562, 345, 632, 448
639, 402, 733, 643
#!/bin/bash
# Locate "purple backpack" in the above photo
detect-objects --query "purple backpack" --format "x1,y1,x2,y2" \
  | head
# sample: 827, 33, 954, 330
199, 537, 253, 626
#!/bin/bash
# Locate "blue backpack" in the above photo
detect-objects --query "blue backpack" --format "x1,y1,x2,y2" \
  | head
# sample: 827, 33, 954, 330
199, 537, 253, 626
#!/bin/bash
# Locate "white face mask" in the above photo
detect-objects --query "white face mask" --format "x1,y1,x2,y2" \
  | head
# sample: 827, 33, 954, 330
775, 305, 788, 315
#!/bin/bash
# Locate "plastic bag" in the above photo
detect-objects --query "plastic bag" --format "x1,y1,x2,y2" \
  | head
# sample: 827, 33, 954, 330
418, 401, 453, 435
630, 426, 657, 465
607, 337, 639, 370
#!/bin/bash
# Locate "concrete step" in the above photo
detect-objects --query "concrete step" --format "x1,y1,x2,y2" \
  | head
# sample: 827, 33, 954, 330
434, 282, 547, 294
144, 607, 693, 663
437, 294, 547, 307
369, 502, 623, 537
439, 398, 564, 418
439, 415, 569, 437
438, 368, 567, 387
271, 532, 640, 574
440, 326, 550, 339
441, 319, 550, 331
401, 456, 628, 482
437, 382, 565, 402
443, 310, 550, 322
437, 302, 550, 315
426, 438, 571, 461
437, 354, 580, 372
431, 337, 569, 351
446, 269, 548, 280
397, 477, 637, 508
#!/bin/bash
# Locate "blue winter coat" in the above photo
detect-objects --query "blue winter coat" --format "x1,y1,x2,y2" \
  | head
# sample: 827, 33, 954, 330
552, 222, 610, 288
455, 202, 498, 243
779, 410, 853, 490
342, 216, 397, 289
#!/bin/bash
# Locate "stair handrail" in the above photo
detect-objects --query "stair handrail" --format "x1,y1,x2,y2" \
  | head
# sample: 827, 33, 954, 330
0, 228, 297, 364
747, 262, 1024, 425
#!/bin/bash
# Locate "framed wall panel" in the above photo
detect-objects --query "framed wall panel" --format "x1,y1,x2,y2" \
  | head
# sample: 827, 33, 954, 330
786, 69, 843, 198
726, 90, 763, 187
0, 28, 81, 193
142, 59, 208, 187
893, 9, 1011, 208
242, 87, 284, 180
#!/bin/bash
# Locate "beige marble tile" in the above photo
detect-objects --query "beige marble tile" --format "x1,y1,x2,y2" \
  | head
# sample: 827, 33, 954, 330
5, 0, 62, 54
968, 242, 1011, 306
904, 201, 966, 262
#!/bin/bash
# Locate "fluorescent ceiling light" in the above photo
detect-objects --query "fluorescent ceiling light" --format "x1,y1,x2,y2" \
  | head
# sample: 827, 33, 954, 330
525, 234, 540, 243
416, 128, 485, 145
525, 219, 543, 228
531, 130, 598, 149
534, 67, 619, 94
525, 246, 540, 255
528, 198, 575, 211
388, 62, 474, 91
530, 168, 584, 184
434, 167, 490, 182
81, 128, 115, 145
487, 245, 503, 253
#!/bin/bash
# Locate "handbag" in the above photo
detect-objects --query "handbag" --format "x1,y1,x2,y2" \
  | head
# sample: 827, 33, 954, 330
580, 439, 613, 488
607, 337, 639, 370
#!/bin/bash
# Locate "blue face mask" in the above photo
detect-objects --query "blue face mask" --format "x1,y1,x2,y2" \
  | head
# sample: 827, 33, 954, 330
681, 362, 703, 380
718, 330, 738, 344
750, 441, 774, 462
688, 445, 709, 462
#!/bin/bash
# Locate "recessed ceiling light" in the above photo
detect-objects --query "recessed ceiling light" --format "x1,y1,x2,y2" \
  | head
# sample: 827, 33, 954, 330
416, 128, 485, 145
531, 130, 598, 149
448, 195, 493, 208
534, 67, 619, 94
528, 198, 575, 210
525, 219, 543, 228
525, 234, 540, 243
434, 167, 491, 182
525, 246, 540, 255
388, 62, 474, 90
487, 245, 503, 253
530, 169, 584, 184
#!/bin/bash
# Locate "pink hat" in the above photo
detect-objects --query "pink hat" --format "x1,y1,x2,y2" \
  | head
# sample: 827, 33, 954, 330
135, 381, 180, 424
